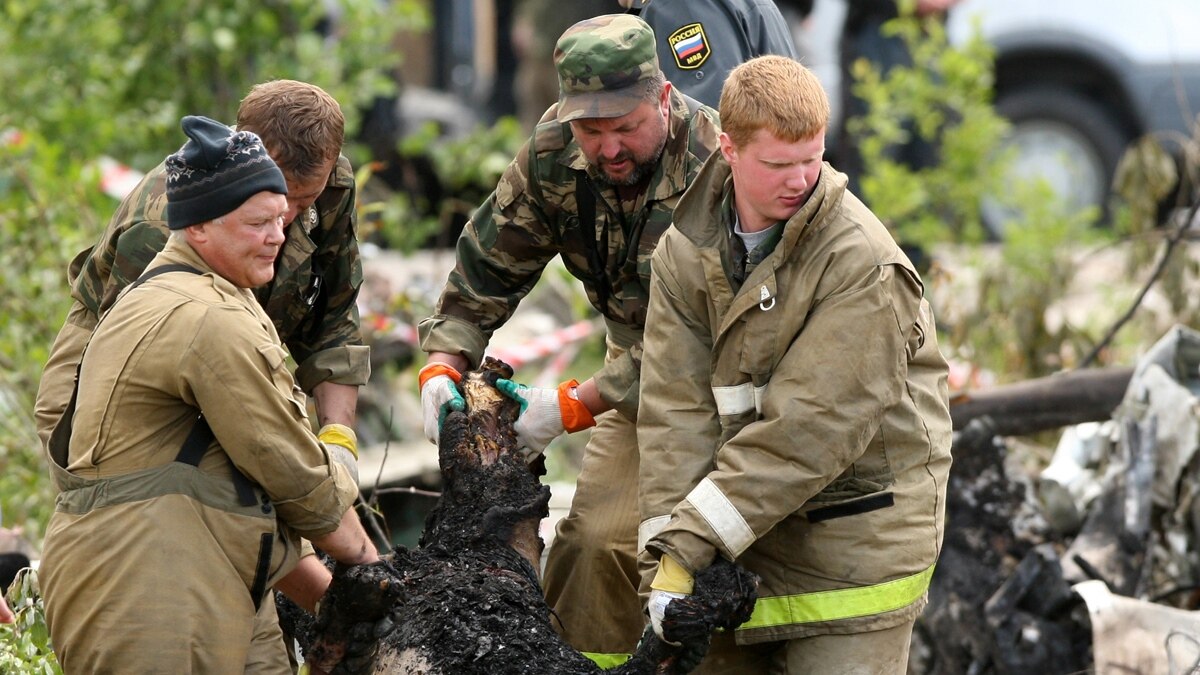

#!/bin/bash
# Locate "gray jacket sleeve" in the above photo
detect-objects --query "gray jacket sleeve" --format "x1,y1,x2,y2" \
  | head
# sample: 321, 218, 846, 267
641, 0, 799, 108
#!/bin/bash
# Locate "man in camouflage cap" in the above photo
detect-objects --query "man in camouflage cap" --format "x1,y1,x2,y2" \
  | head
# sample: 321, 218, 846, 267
36, 80, 369, 463
418, 13, 721, 664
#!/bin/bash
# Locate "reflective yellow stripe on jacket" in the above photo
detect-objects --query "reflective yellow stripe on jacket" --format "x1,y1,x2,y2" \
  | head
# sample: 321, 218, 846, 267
738, 564, 935, 631
582, 653, 631, 668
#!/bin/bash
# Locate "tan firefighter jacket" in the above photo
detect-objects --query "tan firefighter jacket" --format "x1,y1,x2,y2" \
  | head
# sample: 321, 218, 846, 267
39, 238, 360, 672
638, 156, 953, 643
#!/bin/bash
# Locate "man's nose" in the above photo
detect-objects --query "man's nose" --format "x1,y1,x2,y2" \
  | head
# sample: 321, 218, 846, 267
785, 169, 809, 191
599, 136, 624, 159
267, 215, 287, 244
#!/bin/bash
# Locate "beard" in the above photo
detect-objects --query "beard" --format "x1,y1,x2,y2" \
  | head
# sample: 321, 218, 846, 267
594, 121, 669, 188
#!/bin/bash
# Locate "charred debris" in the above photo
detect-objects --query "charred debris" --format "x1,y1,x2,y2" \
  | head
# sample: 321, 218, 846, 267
918, 325, 1200, 674
280, 358, 758, 675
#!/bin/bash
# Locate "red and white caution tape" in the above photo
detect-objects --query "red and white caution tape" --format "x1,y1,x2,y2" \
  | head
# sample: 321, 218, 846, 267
4, 130, 144, 201
96, 156, 144, 200
488, 319, 599, 371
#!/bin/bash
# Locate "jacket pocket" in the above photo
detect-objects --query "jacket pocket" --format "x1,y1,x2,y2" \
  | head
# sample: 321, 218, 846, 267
256, 343, 308, 420
806, 491, 895, 523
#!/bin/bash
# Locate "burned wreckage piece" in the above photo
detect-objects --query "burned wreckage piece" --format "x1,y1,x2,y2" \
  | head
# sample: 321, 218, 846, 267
915, 326, 1200, 675
284, 358, 758, 674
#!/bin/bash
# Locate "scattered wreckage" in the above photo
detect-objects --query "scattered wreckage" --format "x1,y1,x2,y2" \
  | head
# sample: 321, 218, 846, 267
281, 358, 757, 674
920, 325, 1200, 674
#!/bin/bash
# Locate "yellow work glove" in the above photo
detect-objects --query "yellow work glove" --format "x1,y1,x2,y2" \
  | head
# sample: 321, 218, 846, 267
319, 423, 359, 484
648, 554, 694, 644
318, 423, 358, 459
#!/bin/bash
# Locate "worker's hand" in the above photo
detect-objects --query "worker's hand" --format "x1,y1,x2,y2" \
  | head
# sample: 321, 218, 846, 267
648, 554, 695, 645
318, 423, 359, 484
495, 378, 595, 459
309, 559, 400, 675
418, 363, 465, 446
0, 594, 13, 624
318, 424, 358, 459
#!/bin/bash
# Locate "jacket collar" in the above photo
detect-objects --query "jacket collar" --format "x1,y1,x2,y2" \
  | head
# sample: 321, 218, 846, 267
153, 236, 249, 299
676, 153, 848, 264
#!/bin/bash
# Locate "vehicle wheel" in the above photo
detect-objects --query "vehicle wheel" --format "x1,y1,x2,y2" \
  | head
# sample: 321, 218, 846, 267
983, 87, 1131, 238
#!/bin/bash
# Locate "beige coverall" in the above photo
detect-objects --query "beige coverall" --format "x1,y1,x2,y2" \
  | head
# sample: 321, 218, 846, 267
40, 239, 360, 674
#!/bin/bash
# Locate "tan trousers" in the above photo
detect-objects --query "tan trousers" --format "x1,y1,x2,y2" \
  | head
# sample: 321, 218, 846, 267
694, 619, 916, 674
542, 409, 644, 660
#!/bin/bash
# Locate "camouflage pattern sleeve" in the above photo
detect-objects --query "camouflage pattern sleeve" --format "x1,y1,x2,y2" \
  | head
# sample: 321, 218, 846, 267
64, 155, 367, 396
71, 163, 171, 319
280, 157, 371, 391
417, 139, 564, 367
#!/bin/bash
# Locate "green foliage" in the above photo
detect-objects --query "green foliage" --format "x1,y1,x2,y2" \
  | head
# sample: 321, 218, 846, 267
961, 185, 1103, 377
1112, 135, 1200, 324
0, 569, 60, 674
848, 9, 1011, 246
362, 117, 528, 252
0, 131, 114, 544
846, 8, 1115, 380
0, 0, 425, 168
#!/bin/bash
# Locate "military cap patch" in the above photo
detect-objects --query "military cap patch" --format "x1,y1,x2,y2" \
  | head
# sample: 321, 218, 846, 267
668, 23, 710, 70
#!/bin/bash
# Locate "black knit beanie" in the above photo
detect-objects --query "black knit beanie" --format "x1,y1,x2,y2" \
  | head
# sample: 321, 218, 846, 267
164, 115, 288, 230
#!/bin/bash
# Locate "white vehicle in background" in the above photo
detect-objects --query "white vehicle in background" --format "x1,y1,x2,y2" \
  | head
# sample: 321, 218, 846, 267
797, 0, 1200, 228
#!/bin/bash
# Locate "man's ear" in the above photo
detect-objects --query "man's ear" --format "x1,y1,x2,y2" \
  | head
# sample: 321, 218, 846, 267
718, 132, 736, 164
182, 222, 209, 247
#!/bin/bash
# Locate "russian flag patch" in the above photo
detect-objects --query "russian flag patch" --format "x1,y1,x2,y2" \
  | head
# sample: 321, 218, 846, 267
668, 23, 711, 70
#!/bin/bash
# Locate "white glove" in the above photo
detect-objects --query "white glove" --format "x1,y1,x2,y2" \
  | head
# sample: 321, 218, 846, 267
648, 588, 688, 644
648, 554, 694, 644
495, 379, 566, 458
419, 363, 465, 446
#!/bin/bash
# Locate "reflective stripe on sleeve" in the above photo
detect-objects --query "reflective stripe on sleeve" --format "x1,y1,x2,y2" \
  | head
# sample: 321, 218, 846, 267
638, 515, 672, 553
581, 652, 631, 667
687, 477, 756, 557
739, 564, 936, 631
711, 382, 767, 416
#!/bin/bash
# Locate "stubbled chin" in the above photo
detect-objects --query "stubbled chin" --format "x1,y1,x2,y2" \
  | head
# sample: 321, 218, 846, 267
603, 166, 629, 181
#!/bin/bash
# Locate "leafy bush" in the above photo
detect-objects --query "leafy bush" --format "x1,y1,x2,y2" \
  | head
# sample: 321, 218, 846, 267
846, 7, 1108, 380
0, 131, 113, 545
359, 117, 529, 253
847, 5, 1011, 246
0, 0, 425, 168
0, 569, 59, 674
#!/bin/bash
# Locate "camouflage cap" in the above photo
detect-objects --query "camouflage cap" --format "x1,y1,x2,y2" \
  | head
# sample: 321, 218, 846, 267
554, 14, 660, 123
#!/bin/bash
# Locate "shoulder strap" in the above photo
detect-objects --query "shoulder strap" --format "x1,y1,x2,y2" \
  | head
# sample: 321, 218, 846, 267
173, 415, 258, 507
48, 264, 202, 469
573, 172, 612, 316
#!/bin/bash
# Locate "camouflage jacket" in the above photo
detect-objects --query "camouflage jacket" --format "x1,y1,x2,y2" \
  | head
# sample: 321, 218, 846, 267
68, 155, 369, 391
418, 89, 720, 418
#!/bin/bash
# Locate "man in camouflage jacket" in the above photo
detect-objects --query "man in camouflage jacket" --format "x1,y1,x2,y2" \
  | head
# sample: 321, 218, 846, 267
417, 14, 721, 664
36, 80, 370, 456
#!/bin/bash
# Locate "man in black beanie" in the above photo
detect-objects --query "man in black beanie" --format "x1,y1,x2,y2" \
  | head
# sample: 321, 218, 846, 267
37, 80, 367, 482
38, 115, 379, 674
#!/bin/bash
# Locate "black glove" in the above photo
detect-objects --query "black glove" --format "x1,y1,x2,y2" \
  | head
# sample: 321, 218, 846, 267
308, 558, 402, 675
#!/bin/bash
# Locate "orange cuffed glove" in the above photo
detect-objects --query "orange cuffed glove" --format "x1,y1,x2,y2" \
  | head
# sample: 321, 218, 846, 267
418, 363, 465, 446
495, 378, 596, 460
